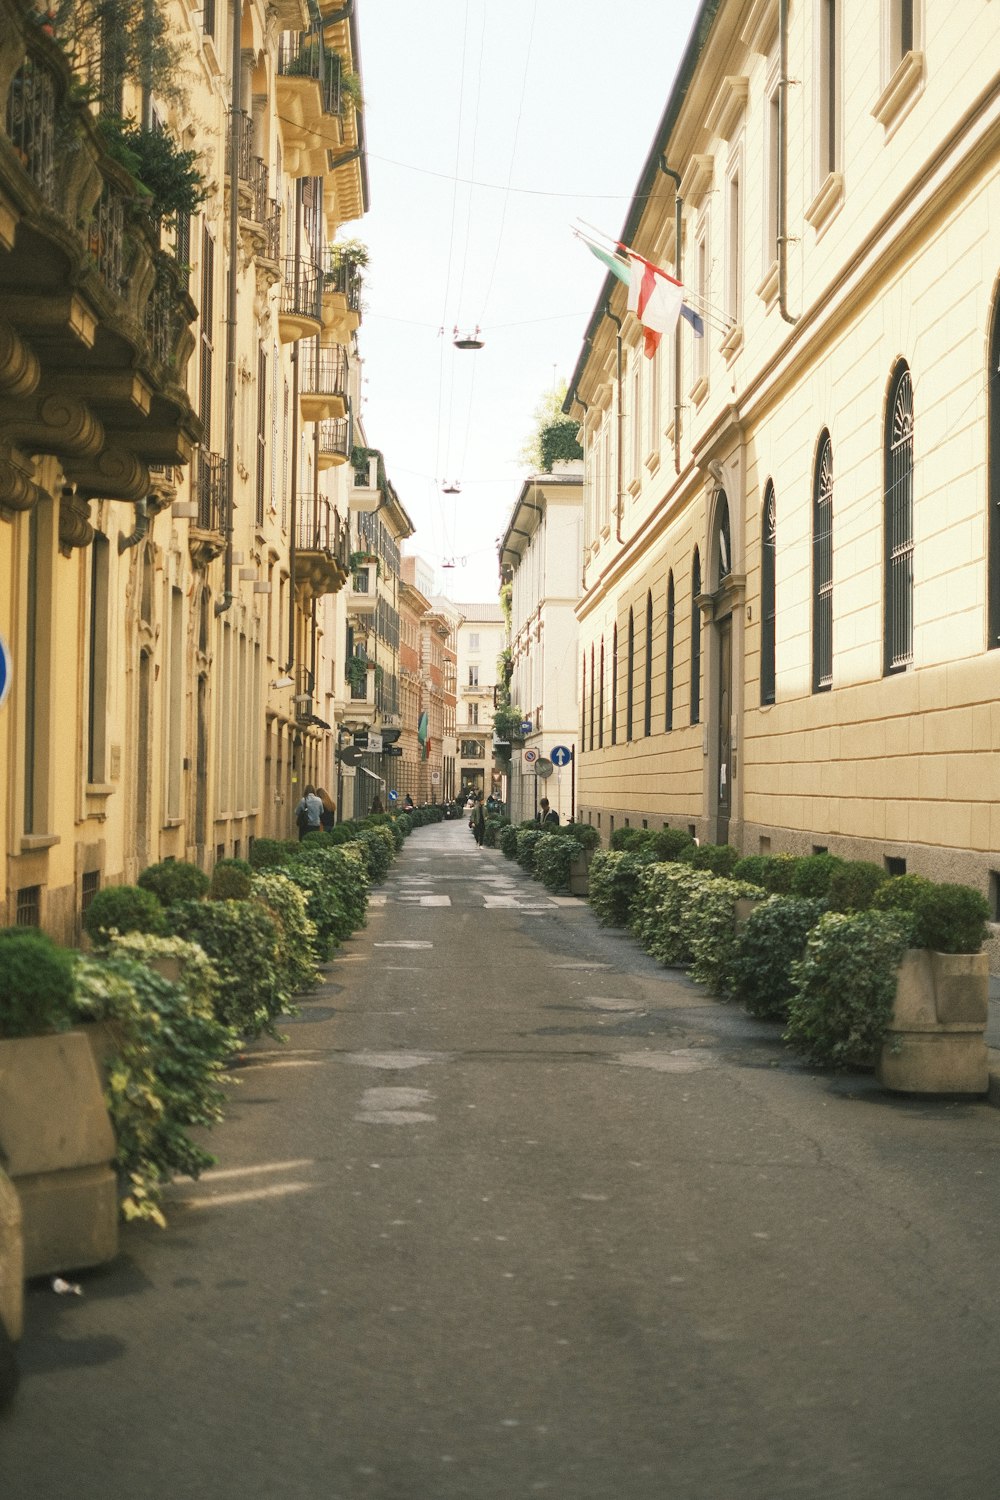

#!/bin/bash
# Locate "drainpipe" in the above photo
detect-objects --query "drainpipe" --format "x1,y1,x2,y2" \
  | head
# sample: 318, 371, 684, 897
215, 0, 241, 617
605, 308, 624, 545
117, 496, 149, 553
778, 0, 798, 326
285, 182, 304, 674
659, 159, 684, 472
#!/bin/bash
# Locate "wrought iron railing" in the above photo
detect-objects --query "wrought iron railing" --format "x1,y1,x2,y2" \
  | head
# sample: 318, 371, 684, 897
322, 250, 363, 312
262, 203, 281, 262
317, 418, 351, 463
300, 341, 348, 402
5, 54, 57, 205
225, 108, 253, 184
196, 449, 227, 532
296, 495, 332, 553
89, 180, 127, 294
248, 156, 269, 224
144, 258, 180, 368
277, 31, 341, 118
280, 254, 321, 322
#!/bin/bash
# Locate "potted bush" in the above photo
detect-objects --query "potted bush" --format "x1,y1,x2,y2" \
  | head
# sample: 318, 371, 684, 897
873, 880, 990, 1093
0, 930, 118, 1278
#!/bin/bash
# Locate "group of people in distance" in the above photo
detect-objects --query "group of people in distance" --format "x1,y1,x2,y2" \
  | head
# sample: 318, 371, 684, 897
293, 786, 420, 837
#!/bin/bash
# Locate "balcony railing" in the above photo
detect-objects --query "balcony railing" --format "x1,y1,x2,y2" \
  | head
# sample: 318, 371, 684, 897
248, 156, 269, 225
300, 341, 348, 420
277, 32, 342, 118
6, 55, 57, 206
317, 417, 351, 468
196, 450, 227, 532
262, 203, 281, 263
279, 254, 321, 338
88, 180, 128, 295
296, 495, 334, 553
322, 250, 363, 313
225, 108, 254, 185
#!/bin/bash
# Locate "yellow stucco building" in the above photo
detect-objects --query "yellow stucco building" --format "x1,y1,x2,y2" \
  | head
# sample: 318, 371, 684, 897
568, 0, 1000, 907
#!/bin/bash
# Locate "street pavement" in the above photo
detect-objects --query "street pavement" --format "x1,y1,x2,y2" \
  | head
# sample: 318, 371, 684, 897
3, 821, 1000, 1499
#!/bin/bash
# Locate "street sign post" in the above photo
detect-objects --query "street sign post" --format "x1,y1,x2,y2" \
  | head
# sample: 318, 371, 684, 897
550, 745, 573, 767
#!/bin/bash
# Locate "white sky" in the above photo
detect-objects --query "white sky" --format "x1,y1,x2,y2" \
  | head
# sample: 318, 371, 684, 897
350, 0, 702, 601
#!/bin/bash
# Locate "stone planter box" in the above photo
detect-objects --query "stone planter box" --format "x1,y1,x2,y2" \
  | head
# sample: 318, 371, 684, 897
0, 1033, 119, 1277
877, 949, 989, 1095
568, 846, 596, 897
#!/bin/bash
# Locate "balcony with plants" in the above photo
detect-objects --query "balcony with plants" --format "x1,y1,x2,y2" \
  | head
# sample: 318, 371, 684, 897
276, 28, 346, 177
0, 0, 203, 516
278, 253, 322, 343
321, 237, 365, 342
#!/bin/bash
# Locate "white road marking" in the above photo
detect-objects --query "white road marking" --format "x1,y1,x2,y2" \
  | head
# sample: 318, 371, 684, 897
347, 1052, 449, 1069
375, 940, 433, 949
614, 1050, 717, 1072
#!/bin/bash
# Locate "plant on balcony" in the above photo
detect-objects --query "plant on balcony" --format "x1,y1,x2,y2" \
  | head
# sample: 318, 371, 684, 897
51, 0, 189, 110
492, 703, 527, 744
340, 68, 364, 112
96, 114, 206, 227
346, 654, 368, 694
350, 549, 380, 576
539, 416, 583, 471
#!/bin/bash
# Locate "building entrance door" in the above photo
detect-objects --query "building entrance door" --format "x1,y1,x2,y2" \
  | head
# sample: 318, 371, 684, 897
716, 614, 732, 845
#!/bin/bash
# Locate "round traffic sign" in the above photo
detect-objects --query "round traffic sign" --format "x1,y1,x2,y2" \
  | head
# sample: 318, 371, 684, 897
550, 745, 573, 767
338, 744, 363, 766
0, 634, 9, 710
523, 747, 539, 765
534, 758, 553, 779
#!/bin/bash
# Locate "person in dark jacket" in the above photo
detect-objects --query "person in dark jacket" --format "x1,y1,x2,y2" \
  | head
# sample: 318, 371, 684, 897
536, 798, 559, 827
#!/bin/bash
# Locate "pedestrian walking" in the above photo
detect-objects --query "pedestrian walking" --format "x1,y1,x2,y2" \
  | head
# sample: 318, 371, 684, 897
472, 800, 486, 847
293, 784, 323, 840
316, 787, 336, 831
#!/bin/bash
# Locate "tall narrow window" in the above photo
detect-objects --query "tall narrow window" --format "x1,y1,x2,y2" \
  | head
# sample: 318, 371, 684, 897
644, 591, 653, 736
611, 626, 618, 746
726, 164, 743, 327
665, 572, 675, 731
690, 550, 702, 725
87, 532, 110, 783
199, 227, 215, 443
630, 359, 641, 485
255, 345, 267, 527
598, 639, 605, 747
818, 0, 841, 178
589, 644, 595, 749
166, 586, 184, 821
694, 224, 709, 388
884, 363, 914, 674
766, 83, 780, 269
988, 288, 1000, 648
625, 610, 635, 741
813, 432, 834, 691
760, 483, 777, 705
581, 653, 587, 745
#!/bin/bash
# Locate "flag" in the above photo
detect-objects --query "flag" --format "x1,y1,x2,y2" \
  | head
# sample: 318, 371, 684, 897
681, 304, 705, 338
626, 253, 684, 358
582, 236, 630, 287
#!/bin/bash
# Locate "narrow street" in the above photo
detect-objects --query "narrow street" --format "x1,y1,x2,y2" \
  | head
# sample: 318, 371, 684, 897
3, 821, 1000, 1499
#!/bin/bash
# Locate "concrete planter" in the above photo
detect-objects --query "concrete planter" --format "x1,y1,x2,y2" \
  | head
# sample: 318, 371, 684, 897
0, 1032, 119, 1277
0, 1168, 22, 1343
568, 847, 595, 897
877, 949, 989, 1095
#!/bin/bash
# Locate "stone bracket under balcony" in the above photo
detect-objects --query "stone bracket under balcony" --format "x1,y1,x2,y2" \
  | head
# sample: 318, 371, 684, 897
293, 550, 349, 604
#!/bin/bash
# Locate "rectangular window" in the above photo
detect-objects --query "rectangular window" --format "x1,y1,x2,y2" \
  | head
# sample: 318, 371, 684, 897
87, 532, 110, 784
630, 358, 641, 483
16, 885, 41, 927
166, 586, 184, 821
766, 84, 780, 267
199, 227, 215, 443
468, 665, 478, 687
726, 165, 742, 326
255, 345, 267, 527
818, 0, 840, 177
695, 224, 709, 386
469, 633, 479, 651
470, 702, 479, 725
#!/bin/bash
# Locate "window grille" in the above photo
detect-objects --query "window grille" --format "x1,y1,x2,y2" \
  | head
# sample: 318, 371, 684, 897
598, 640, 605, 748
813, 434, 833, 691
666, 573, 675, 731
16, 885, 40, 927
884, 367, 913, 674
643, 593, 653, 736
626, 610, 634, 742
610, 627, 618, 745
690, 551, 701, 725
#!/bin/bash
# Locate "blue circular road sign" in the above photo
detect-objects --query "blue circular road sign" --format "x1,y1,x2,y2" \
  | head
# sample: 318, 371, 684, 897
550, 745, 573, 767
0, 634, 10, 710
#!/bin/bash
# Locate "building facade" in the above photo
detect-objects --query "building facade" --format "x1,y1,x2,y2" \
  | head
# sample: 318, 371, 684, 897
0, 0, 413, 937
454, 602, 505, 801
567, 0, 1000, 904
499, 464, 584, 823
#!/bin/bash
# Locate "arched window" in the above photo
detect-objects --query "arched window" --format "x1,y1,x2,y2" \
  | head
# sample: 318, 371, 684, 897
644, 591, 653, 737
990, 288, 1000, 648
760, 482, 777, 705
665, 571, 675, 731
813, 432, 833, 692
610, 625, 618, 746
589, 644, 595, 748
625, 609, 635, 741
884, 363, 913, 674
598, 638, 605, 747
690, 549, 701, 725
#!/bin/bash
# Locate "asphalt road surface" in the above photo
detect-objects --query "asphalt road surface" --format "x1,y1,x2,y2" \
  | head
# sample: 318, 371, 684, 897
3, 821, 1000, 1499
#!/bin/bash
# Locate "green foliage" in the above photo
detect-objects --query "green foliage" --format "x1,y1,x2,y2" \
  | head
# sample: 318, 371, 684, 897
96, 115, 206, 225
826, 860, 889, 913
790, 853, 845, 899
209, 859, 253, 902
568, 822, 600, 850
0, 929, 77, 1037
492, 704, 528, 743
248, 838, 295, 871
912, 882, 990, 954
250, 873, 320, 993
366, 813, 404, 851
688, 843, 741, 877
630, 862, 702, 966
610, 827, 654, 853
785, 910, 914, 1068
649, 827, 697, 862
166, 899, 289, 1038
533, 834, 585, 892
588, 850, 653, 927
871, 873, 933, 917
519, 380, 570, 468
52, 0, 189, 109
74, 938, 234, 1226
138, 859, 209, 907
83, 884, 167, 948
687, 879, 766, 995
731, 853, 800, 894
287, 843, 369, 952
731, 896, 825, 1019
499, 824, 520, 859
515, 827, 544, 874
354, 826, 394, 882
539, 417, 583, 471
484, 815, 508, 849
